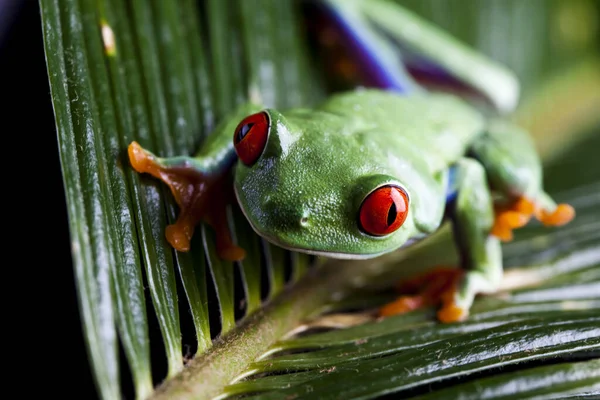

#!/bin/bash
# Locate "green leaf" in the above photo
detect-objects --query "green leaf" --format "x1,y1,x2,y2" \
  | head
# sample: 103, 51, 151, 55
412, 359, 600, 400
42, 1, 122, 398
97, 0, 154, 395
232, 205, 263, 315
203, 225, 236, 333
240, 317, 599, 399
178, 234, 212, 353
120, 0, 186, 378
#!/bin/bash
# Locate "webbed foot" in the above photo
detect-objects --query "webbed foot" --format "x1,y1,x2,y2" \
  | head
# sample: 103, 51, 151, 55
492, 196, 574, 241
379, 267, 467, 323
128, 141, 245, 261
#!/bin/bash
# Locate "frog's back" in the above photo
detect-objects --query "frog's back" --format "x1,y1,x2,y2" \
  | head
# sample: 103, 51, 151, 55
317, 90, 485, 172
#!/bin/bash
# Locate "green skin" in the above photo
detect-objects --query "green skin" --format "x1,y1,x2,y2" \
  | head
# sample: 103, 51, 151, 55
144, 1, 563, 315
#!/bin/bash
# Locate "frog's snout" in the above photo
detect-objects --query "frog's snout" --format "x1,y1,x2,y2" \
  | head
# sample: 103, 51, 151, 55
261, 197, 311, 231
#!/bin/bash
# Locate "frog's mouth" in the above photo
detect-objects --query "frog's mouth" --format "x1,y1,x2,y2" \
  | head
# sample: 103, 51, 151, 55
253, 230, 388, 260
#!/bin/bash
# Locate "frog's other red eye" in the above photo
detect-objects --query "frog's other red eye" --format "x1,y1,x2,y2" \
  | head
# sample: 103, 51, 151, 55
233, 112, 270, 166
359, 185, 408, 236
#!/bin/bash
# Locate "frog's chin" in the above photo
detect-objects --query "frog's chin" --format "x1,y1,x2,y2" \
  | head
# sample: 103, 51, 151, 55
256, 235, 419, 260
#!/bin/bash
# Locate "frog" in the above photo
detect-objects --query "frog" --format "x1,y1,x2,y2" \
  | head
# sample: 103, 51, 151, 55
126, 0, 574, 323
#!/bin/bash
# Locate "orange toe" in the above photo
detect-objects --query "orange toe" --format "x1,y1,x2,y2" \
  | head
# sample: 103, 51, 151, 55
128, 141, 146, 172
491, 223, 513, 242
165, 222, 192, 252
512, 197, 536, 214
437, 302, 468, 323
437, 279, 468, 323
536, 204, 575, 226
500, 211, 531, 228
128, 141, 161, 177
379, 296, 425, 317
217, 244, 246, 262
492, 210, 530, 242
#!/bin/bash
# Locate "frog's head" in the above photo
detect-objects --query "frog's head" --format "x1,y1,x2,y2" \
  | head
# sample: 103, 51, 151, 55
231, 109, 419, 259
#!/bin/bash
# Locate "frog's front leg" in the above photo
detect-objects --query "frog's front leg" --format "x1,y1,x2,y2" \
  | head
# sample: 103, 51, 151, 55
440, 158, 503, 322
380, 158, 501, 322
128, 102, 263, 260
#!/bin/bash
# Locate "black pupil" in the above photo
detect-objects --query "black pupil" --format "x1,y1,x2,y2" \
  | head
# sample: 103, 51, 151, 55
237, 122, 254, 142
387, 201, 397, 226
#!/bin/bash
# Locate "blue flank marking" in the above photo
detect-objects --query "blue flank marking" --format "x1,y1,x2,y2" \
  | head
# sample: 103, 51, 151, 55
320, 1, 417, 94
445, 164, 459, 203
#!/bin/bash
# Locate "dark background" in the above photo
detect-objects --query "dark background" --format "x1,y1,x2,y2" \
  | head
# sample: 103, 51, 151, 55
2, 1, 97, 397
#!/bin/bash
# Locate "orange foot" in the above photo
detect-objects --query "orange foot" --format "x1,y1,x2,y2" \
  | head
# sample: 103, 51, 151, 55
492, 197, 575, 242
128, 141, 245, 261
378, 267, 467, 323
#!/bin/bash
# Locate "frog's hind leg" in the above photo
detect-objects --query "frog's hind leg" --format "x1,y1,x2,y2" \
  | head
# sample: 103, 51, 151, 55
469, 120, 575, 242
379, 266, 463, 317
317, 0, 422, 94
379, 158, 502, 323
128, 142, 244, 261
347, 0, 519, 112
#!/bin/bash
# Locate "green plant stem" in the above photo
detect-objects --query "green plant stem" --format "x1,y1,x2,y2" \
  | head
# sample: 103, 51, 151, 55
150, 268, 336, 400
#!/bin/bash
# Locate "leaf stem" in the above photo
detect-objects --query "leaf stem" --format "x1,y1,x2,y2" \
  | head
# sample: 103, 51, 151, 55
150, 267, 336, 400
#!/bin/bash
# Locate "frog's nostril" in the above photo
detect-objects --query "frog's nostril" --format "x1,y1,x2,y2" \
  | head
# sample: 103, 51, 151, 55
262, 198, 308, 229
298, 208, 312, 228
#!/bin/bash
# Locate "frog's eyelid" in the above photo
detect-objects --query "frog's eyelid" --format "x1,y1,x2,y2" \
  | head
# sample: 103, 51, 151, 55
396, 185, 410, 203
365, 182, 410, 203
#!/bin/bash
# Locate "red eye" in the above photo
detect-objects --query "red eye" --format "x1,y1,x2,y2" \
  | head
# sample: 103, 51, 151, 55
359, 185, 409, 236
233, 112, 270, 166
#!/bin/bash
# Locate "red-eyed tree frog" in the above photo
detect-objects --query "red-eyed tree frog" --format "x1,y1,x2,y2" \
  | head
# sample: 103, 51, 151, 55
127, 0, 574, 323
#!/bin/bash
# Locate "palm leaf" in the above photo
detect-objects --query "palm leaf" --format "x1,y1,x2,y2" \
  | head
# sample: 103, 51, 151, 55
41, 0, 600, 399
